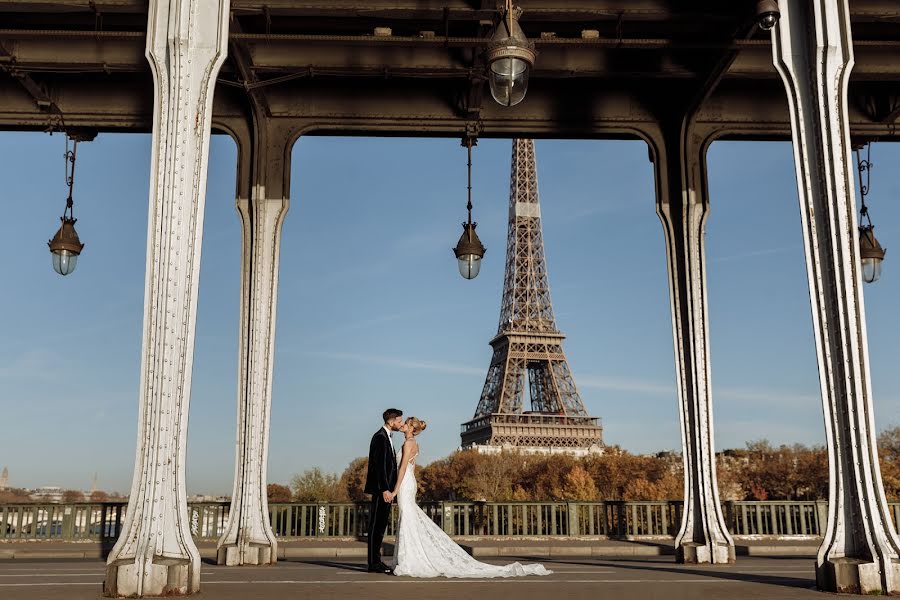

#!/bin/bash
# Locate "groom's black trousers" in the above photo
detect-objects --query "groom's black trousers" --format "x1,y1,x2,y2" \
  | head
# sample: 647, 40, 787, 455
367, 494, 392, 567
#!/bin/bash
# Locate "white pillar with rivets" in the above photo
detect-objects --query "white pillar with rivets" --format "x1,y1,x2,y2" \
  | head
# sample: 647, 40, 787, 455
216, 116, 291, 566
103, 0, 229, 595
771, 0, 900, 593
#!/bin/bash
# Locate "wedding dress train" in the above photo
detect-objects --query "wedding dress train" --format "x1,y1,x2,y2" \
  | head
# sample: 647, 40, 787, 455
391, 450, 551, 578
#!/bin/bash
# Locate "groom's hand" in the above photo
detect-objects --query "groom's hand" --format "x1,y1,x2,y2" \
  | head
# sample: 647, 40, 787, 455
382, 490, 392, 502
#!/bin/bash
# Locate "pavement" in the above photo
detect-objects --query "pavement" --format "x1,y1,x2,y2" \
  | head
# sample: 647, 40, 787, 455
0, 555, 863, 599
0, 536, 823, 560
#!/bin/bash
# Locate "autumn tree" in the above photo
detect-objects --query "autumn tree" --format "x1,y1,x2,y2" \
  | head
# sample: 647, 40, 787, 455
340, 457, 369, 501
62, 490, 85, 503
459, 451, 525, 501
558, 464, 599, 500
267, 484, 292, 503
527, 454, 578, 500
417, 455, 458, 501
290, 468, 349, 502
878, 425, 900, 499
0, 488, 32, 503
89, 490, 109, 502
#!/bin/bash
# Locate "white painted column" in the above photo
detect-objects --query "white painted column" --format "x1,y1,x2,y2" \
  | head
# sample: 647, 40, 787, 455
771, 0, 900, 593
216, 116, 292, 566
103, 0, 229, 596
653, 119, 734, 565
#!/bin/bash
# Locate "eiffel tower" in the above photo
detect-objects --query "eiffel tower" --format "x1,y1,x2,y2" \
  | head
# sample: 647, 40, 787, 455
461, 139, 603, 454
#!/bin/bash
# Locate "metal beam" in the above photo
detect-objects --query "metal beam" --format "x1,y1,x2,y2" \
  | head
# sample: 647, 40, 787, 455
227, 15, 270, 116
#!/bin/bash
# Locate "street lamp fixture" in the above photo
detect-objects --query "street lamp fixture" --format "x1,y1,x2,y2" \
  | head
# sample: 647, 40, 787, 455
756, 0, 780, 31
453, 134, 486, 279
48, 136, 85, 276
485, 1, 535, 107
855, 142, 886, 284
860, 226, 886, 284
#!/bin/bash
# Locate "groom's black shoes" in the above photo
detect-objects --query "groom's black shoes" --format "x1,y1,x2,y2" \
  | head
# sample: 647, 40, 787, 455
367, 562, 393, 574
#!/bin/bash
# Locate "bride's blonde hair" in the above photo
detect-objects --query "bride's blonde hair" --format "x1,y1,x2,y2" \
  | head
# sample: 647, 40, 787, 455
405, 416, 427, 436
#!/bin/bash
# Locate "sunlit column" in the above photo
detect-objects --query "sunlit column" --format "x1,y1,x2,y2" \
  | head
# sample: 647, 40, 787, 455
653, 118, 734, 565
103, 0, 229, 596
216, 114, 292, 566
771, 0, 900, 593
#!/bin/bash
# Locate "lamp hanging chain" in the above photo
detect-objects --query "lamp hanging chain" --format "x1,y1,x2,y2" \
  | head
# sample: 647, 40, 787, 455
855, 143, 873, 229
465, 136, 472, 242
63, 137, 78, 221
466, 137, 474, 236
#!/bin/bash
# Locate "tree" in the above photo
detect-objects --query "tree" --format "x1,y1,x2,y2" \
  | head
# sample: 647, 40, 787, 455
559, 464, 599, 500
459, 451, 525, 501
0, 488, 31, 503
339, 457, 369, 501
290, 468, 349, 502
417, 455, 457, 501
267, 484, 292, 503
89, 490, 109, 502
878, 425, 900, 499
62, 490, 85, 503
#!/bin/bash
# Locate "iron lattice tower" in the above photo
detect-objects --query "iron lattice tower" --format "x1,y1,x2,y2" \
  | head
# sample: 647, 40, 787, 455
461, 139, 603, 453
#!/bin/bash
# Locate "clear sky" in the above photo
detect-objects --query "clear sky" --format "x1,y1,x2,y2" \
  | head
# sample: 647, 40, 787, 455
1, 132, 898, 495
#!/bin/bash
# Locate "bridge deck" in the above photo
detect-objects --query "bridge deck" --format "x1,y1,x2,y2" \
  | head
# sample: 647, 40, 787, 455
0, 556, 840, 599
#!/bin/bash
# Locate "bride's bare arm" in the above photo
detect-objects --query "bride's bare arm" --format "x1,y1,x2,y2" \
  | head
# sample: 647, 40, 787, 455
391, 440, 415, 498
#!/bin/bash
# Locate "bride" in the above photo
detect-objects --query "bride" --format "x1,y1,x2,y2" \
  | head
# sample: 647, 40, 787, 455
388, 416, 551, 578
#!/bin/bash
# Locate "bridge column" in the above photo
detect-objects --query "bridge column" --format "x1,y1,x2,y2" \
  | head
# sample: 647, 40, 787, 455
771, 0, 900, 593
103, 0, 229, 596
653, 118, 734, 565
216, 115, 292, 566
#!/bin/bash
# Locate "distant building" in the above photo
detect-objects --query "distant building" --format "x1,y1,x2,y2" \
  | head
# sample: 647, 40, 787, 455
30, 486, 64, 503
187, 494, 229, 503
0, 466, 8, 490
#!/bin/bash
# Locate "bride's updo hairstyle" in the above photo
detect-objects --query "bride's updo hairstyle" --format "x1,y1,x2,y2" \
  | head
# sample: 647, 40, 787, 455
405, 417, 427, 436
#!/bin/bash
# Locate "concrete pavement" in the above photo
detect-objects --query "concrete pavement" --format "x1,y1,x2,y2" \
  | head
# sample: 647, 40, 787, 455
0, 556, 864, 600
0, 537, 823, 559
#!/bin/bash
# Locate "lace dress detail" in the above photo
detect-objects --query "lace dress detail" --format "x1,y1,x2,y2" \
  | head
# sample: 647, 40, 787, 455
391, 447, 551, 578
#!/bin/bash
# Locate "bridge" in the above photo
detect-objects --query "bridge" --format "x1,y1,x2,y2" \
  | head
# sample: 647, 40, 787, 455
2, 0, 900, 596
2, 499, 894, 598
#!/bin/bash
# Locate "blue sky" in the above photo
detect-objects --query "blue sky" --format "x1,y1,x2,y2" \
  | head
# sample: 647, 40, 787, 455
1, 132, 898, 495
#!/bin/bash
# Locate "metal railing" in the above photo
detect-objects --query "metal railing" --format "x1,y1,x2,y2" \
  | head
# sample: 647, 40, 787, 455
2, 500, 898, 542
725, 500, 826, 536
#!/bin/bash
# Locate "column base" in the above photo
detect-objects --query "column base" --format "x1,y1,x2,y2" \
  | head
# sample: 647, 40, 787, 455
217, 541, 277, 566
676, 541, 735, 565
104, 557, 199, 597
816, 556, 900, 594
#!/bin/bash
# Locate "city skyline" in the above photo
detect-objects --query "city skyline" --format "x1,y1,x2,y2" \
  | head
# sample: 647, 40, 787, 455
1, 133, 899, 495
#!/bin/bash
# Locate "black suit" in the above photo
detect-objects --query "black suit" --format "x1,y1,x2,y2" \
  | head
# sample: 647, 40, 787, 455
365, 427, 397, 568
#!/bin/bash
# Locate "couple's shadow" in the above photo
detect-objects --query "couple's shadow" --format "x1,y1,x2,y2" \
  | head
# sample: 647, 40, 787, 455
300, 541, 396, 573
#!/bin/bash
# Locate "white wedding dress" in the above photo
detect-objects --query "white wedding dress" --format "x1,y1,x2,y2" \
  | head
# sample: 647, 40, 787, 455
391, 447, 552, 578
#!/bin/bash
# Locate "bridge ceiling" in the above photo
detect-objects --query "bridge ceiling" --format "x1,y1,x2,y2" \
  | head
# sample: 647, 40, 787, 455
0, 0, 899, 138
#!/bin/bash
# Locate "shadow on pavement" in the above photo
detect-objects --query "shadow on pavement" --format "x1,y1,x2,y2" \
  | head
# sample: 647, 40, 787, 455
496, 555, 814, 589
300, 559, 370, 573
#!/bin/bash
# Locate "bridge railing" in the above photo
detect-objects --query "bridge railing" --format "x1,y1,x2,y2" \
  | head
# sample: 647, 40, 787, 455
2, 500, 898, 541
725, 500, 826, 536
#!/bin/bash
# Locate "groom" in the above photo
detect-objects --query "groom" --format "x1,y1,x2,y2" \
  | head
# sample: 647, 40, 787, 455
364, 408, 403, 573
